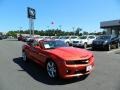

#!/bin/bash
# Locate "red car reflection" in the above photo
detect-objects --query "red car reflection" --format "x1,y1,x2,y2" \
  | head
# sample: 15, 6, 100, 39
22, 39, 94, 79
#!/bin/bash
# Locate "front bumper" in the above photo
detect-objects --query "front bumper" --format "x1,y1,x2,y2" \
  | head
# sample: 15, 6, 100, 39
58, 56, 95, 79
92, 44, 108, 49
72, 43, 84, 47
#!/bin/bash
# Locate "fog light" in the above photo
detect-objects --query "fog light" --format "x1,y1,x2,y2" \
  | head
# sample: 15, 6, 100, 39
66, 69, 71, 74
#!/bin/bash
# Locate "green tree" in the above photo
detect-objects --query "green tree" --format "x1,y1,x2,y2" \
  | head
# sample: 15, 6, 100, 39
83, 31, 89, 35
6, 31, 17, 38
75, 27, 82, 35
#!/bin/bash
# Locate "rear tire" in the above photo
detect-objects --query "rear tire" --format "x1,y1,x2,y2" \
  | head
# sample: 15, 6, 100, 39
22, 51, 28, 62
116, 43, 119, 48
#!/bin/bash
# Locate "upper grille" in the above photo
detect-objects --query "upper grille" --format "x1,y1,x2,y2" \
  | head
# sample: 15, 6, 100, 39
66, 59, 89, 65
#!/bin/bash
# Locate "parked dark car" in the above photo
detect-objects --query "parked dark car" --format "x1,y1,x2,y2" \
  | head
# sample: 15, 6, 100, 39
18, 35, 24, 41
0, 35, 2, 40
2, 35, 8, 39
92, 35, 120, 51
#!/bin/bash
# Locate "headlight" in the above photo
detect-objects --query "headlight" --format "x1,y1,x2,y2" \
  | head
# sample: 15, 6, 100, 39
103, 40, 108, 45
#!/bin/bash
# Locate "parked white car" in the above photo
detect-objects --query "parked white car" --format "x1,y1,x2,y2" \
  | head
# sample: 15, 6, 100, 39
72, 35, 96, 48
59, 36, 78, 45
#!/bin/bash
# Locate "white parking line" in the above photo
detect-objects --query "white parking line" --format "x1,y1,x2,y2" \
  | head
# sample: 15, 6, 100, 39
107, 48, 120, 54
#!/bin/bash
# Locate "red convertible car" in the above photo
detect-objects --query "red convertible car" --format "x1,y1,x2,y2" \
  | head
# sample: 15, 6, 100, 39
22, 39, 94, 79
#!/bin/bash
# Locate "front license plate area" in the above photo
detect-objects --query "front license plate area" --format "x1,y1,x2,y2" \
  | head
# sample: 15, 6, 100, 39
86, 65, 92, 71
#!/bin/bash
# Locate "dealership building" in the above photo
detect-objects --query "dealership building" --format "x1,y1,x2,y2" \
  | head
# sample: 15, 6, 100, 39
100, 20, 120, 37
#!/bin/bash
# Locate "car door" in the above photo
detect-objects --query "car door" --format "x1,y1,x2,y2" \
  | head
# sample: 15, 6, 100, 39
24, 40, 35, 60
27, 40, 38, 61
110, 37, 118, 46
30, 41, 47, 65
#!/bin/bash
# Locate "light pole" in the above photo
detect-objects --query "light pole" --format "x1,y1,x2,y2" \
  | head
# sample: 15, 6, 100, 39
19, 27, 22, 35
72, 27, 75, 36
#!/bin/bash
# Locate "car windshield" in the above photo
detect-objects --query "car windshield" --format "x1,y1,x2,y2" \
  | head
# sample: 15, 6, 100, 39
79, 36, 87, 39
43, 40, 68, 49
71, 37, 77, 39
97, 36, 111, 40
59, 36, 69, 39
39, 36, 44, 39
51, 36, 59, 39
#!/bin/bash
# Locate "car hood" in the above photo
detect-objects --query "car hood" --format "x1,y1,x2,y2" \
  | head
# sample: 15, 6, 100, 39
46, 47, 92, 61
73, 39, 80, 41
74, 39, 86, 41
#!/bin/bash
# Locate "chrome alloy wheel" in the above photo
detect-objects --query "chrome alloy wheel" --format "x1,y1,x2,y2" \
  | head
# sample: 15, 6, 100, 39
108, 44, 111, 51
84, 43, 87, 49
46, 61, 57, 78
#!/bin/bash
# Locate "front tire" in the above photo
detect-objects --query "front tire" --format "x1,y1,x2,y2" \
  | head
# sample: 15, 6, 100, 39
107, 44, 111, 51
84, 43, 87, 49
46, 60, 58, 79
66, 42, 70, 46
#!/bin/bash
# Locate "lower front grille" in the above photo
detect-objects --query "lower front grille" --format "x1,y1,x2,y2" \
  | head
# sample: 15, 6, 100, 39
73, 41, 79, 43
75, 69, 88, 74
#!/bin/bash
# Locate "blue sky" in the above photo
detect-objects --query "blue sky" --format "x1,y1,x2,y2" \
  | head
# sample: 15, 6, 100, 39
0, 0, 120, 32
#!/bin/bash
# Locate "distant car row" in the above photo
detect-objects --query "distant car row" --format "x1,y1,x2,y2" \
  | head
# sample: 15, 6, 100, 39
0, 35, 8, 40
18, 35, 120, 51
72, 35, 120, 51
18, 35, 50, 42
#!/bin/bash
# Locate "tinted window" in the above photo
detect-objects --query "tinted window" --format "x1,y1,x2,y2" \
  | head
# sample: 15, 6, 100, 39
88, 36, 95, 39
71, 36, 77, 39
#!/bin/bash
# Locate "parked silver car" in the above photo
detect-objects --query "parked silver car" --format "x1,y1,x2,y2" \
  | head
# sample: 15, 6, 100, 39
72, 35, 96, 48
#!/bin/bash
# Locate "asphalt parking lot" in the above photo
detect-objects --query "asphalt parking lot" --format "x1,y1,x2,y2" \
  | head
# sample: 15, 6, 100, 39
0, 39, 120, 90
